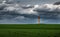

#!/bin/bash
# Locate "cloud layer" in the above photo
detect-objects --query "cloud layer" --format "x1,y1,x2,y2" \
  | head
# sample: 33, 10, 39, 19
34, 4, 60, 19
0, 0, 60, 23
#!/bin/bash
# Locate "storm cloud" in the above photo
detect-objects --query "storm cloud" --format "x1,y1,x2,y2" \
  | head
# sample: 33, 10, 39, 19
0, 0, 60, 24
33, 4, 60, 19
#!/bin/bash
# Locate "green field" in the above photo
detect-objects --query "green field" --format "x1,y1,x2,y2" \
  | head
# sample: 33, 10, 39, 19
0, 24, 60, 37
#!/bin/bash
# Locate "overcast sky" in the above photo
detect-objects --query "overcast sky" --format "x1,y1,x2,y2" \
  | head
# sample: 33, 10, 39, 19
14, 0, 60, 4
0, 0, 60, 24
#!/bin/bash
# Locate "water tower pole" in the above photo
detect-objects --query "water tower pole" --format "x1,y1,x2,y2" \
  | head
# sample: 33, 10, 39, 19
38, 16, 40, 24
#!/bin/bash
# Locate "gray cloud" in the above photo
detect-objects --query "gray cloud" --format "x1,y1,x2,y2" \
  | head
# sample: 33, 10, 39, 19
22, 5, 34, 9
0, 0, 60, 23
54, 1, 60, 5
0, 1, 37, 20
33, 4, 60, 19
0, 2, 60, 20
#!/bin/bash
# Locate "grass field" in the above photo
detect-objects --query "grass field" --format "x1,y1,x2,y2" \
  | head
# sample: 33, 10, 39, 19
0, 24, 60, 37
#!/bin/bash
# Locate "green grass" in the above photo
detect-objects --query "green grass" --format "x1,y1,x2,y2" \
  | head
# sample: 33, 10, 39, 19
0, 24, 60, 37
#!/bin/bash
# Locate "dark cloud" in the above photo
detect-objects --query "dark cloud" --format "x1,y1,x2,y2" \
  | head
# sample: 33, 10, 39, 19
22, 5, 34, 9
0, 2, 60, 20
33, 4, 60, 19
0, 0, 60, 23
0, 0, 37, 20
34, 9, 60, 19
0, 4, 7, 10
54, 1, 60, 5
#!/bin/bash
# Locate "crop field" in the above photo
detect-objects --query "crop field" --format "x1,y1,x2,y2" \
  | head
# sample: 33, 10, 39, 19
0, 24, 60, 37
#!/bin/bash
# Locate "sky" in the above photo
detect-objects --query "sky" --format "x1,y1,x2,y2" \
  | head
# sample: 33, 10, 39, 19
0, 0, 60, 24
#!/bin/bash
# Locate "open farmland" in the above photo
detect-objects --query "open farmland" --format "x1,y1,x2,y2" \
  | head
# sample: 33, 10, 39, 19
0, 24, 60, 37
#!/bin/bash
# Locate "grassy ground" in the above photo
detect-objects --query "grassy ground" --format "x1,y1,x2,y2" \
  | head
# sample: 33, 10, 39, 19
0, 24, 60, 37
